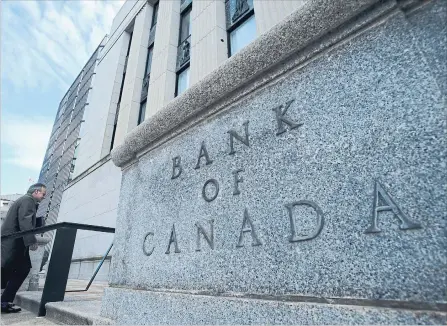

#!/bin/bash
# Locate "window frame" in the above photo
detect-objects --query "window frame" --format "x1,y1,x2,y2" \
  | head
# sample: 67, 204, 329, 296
175, 63, 190, 97
227, 11, 256, 57
178, 4, 192, 46
151, 2, 159, 28
225, 0, 255, 57
138, 99, 147, 125
144, 45, 154, 78
175, 1, 192, 97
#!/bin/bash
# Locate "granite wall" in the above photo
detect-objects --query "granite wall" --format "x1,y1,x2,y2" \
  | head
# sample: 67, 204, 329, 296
102, 0, 446, 324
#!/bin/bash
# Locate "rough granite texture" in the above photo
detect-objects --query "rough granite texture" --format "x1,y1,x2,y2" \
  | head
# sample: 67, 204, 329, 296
111, 0, 382, 167
103, 0, 446, 324
406, 0, 447, 96
101, 288, 446, 325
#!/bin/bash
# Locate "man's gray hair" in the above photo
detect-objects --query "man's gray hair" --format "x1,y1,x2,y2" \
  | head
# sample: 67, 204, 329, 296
27, 183, 46, 194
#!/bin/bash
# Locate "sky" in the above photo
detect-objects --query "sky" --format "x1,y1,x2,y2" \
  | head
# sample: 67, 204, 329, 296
1, 0, 124, 195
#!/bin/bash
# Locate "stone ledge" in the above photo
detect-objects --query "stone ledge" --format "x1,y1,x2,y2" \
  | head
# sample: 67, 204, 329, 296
111, 0, 390, 167
104, 286, 447, 312
15, 291, 42, 315
101, 287, 447, 324
45, 301, 114, 325
15, 286, 113, 325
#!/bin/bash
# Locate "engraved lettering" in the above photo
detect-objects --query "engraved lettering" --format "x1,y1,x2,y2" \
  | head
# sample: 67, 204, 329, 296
165, 224, 181, 254
286, 200, 324, 242
228, 121, 250, 155
202, 179, 220, 202
272, 99, 303, 135
365, 180, 422, 233
142, 232, 155, 256
171, 156, 182, 179
195, 220, 214, 251
236, 208, 262, 247
194, 141, 213, 169
232, 168, 244, 195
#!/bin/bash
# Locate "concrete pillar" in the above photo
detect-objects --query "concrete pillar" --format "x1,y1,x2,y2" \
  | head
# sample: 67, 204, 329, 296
190, 0, 228, 86
114, 4, 153, 146
99, 32, 130, 157
253, 0, 307, 35
146, 0, 181, 119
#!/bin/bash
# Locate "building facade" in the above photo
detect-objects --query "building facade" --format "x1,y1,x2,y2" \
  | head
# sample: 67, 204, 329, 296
38, 0, 307, 279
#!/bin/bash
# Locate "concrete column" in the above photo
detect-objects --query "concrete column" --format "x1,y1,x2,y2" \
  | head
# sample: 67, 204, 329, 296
253, 0, 307, 35
190, 0, 228, 86
114, 4, 153, 147
146, 0, 181, 119
99, 32, 130, 157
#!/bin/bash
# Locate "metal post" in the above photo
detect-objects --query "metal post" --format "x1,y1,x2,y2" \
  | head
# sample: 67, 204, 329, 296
65, 242, 113, 293
38, 227, 77, 316
86, 242, 113, 290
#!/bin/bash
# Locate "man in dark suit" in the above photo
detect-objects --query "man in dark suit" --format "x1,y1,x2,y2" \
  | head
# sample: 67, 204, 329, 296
1, 183, 46, 313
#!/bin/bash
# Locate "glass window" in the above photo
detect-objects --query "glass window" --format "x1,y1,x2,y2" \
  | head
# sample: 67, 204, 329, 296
126, 32, 133, 56
110, 124, 117, 151
230, 14, 256, 56
176, 67, 190, 96
145, 47, 153, 75
73, 142, 80, 159
179, 9, 191, 44
138, 101, 147, 125
79, 120, 86, 137
228, 0, 253, 24
151, 2, 159, 27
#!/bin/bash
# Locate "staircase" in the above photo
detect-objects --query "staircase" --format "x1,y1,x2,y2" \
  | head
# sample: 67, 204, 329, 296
7, 280, 114, 325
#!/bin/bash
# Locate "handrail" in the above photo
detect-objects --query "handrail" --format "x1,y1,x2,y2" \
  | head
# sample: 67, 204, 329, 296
2, 222, 115, 316
1, 222, 115, 240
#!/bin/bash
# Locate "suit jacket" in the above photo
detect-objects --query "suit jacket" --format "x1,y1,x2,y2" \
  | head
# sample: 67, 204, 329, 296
1, 194, 38, 270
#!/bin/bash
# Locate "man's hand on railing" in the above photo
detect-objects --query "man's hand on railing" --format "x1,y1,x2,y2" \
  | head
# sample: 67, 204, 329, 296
30, 244, 38, 251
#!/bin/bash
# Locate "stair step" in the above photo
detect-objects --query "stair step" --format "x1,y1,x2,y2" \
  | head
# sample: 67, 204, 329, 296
45, 301, 114, 325
0, 308, 56, 325
15, 287, 113, 325
14, 292, 41, 315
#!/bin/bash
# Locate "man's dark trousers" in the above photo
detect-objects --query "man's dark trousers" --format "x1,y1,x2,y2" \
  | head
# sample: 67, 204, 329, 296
1, 266, 30, 303
1, 245, 31, 304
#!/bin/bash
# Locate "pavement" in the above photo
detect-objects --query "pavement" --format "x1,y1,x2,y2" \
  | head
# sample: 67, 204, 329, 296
0, 309, 56, 325
1, 279, 109, 325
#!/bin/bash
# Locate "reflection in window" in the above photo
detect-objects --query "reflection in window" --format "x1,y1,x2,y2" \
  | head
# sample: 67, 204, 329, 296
151, 2, 159, 28
176, 67, 190, 96
176, 2, 192, 97
138, 100, 147, 125
230, 14, 256, 56
139, 3, 157, 126
145, 47, 153, 76
179, 8, 191, 44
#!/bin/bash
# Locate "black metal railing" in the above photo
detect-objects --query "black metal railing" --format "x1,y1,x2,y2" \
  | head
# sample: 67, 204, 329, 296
1, 222, 115, 316
65, 241, 113, 293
